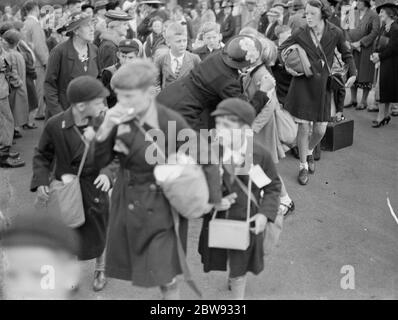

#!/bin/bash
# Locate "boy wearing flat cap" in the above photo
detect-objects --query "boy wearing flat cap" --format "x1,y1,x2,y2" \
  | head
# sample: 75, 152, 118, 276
32, 76, 113, 292
198, 97, 282, 300
92, 59, 222, 299
1, 212, 81, 300
98, 10, 133, 71
101, 38, 143, 108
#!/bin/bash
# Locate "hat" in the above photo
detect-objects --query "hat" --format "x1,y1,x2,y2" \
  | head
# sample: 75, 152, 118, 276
67, 76, 109, 105
63, 12, 93, 35
272, 0, 289, 8
1, 212, 80, 256
266, 8, 282, 17
211, 98, 256, 125
138, 0, 164, 5
118, 38, 141, 53
245, 0, 257, 4
375, 0, 398, 13
2, 29, 21, 47
292, 0, 305, 10
104, 9, 133, 21
221, 0, 234, 8
95, 0, 109, 10
81, 4, 95, 11
67, 0, 83, 5
222, 35, 262, 70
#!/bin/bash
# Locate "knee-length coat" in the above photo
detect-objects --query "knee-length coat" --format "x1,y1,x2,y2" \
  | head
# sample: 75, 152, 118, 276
44, 38, 99, 119
198, 141, 281, 278
347, 8, 380, 84
31, 108, 110, 260
279, 22, 357, 122
93, 103, 222, 288
375, 21, 398, 103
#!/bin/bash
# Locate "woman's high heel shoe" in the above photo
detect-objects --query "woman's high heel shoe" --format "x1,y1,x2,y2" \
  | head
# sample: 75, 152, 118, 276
384, 116, 391, 125
372, 118, 385, 128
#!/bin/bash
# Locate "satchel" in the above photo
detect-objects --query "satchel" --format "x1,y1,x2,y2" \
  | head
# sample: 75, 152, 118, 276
274, 103, 298, 145
40, 127, 88, 228
208, 173, 254, 251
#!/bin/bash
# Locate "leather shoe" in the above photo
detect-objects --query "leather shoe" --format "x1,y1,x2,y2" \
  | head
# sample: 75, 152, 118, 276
344, 102, 357, 109
0, 157, 25, 168
298, 168, 309, 185
307, 155, 315, 174
93, 270, 107, 292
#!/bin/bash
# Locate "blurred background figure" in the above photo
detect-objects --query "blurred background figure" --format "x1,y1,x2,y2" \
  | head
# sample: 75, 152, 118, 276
1, 212, 81, 300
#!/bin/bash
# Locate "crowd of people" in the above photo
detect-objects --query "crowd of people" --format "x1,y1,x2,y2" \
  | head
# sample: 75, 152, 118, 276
0, 0, 397, 300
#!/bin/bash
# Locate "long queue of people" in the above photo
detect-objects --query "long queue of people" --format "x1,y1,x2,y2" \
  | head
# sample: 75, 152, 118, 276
0, 0, 397, 300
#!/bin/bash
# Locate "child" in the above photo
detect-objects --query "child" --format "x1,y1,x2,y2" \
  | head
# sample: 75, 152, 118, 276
143, 16, 165, 58
101, 38, 143, 108
240, 28, 295, 217
1, 29, 29, 140
198, 98, 282, 299
193, 21, 223, 60
154, 22, 201, 90
1, 212, 81, 299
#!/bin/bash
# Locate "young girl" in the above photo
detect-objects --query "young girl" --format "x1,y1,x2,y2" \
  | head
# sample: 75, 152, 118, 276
241, 28, 295, 217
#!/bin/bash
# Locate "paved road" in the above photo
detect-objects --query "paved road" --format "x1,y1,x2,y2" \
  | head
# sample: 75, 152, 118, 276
1, 90, 397, 300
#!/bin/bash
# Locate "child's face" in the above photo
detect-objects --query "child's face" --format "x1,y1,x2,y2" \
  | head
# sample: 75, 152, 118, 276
2, 246, 80, 300
118, 51, 137, 65
215, 116, 247, 148
168, 33, 188, 56
152, 20, 163, 34
203, 30, 221, 49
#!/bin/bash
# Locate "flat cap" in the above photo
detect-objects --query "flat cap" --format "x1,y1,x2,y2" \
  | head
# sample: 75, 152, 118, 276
67, 76, 109, 104
118, 38, 141, 53
105, 9, 133, 21
212, 98, 256, 125
1, 211, 80, 256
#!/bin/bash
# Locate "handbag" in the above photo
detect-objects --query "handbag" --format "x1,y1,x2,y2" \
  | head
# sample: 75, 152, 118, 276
310, 29, 346, 91
274, 103, 298, 146
42, 127, 88, 228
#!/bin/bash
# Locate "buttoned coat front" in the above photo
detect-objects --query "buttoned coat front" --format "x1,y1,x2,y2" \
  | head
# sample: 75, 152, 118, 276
44, 38, 99, 119
279, 22, 356, 122
31, 108, 110, 260
93, 103, 222, 288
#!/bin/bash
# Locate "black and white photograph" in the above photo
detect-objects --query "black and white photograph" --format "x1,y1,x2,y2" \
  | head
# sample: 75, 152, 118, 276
0, 0, 397, 309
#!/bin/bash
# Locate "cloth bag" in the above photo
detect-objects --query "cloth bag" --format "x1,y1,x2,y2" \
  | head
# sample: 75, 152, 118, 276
281, 44, 313, 77
274, 103, 298, 145
208, 174, 253, 251
41, 127, 88, 228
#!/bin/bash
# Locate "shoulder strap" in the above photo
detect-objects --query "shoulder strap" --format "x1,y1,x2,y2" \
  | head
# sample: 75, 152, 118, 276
310, 28, 332, 74
73, 126, 89, 178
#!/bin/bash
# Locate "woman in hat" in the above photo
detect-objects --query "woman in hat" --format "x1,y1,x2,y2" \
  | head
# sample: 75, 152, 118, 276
279, 0, 357, 186
220, 0, 236, 44
344, 0, 380, 111
44, 12, 99, 119
157, 34, 267, 131
265, 8, 283, 41
370, 0, 398, 127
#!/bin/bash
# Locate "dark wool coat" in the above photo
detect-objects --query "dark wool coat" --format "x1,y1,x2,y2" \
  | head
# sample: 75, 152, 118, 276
44, 38, 99, 119
279, 22, 357, 122
347, 8, 380, 84
31, 108, 110, 260
97, 38, 118, 72
198, 141, 281, 278
375, 21, 398, 103
93, 103, 222, 288
157, 51, 267, 131
192, 45, 222, 61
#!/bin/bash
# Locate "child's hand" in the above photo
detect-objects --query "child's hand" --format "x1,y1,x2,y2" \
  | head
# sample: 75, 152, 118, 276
214, 193, 237, 211
250, 213, 267, 234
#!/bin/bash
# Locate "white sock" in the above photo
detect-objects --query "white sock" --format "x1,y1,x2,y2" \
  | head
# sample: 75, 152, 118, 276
308, 149, 314, 156
280, 194, 292, 206
299, 162, 308, 170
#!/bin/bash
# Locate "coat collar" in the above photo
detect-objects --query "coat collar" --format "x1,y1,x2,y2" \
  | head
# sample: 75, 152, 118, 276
301, 21, 335, 55
61, 107, 76, 129
66, 38, 97, 61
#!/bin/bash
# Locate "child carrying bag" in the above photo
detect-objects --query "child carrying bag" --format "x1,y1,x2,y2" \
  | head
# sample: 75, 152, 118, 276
41, 127, 88, 228
208, 172, 254, 251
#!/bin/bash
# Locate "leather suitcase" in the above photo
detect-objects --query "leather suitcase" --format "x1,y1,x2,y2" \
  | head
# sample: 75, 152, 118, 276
321, 119, 354, 151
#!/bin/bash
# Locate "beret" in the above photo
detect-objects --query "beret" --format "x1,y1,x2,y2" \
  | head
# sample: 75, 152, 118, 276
67, 76, 109, 104
212, 98, 256, 125
105, 9, 133, 21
